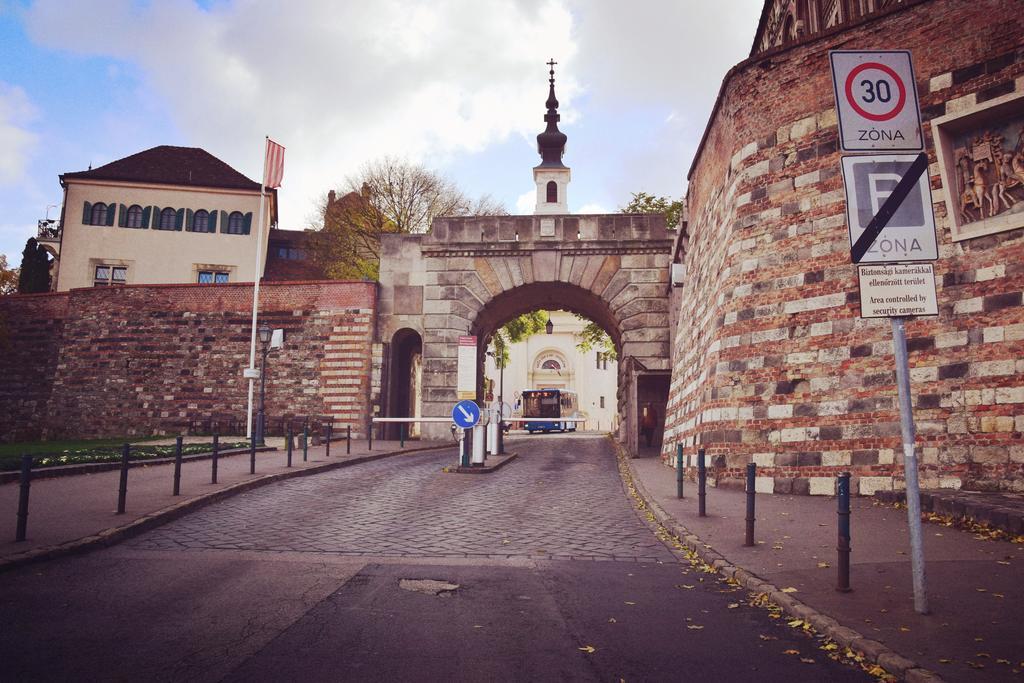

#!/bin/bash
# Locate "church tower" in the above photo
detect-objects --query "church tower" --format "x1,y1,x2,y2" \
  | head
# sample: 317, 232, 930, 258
533, 59, 570, 215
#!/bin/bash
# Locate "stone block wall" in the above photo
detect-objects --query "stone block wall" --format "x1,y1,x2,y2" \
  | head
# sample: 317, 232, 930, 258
0, 281, 377, 441
668, 0, 1024, 494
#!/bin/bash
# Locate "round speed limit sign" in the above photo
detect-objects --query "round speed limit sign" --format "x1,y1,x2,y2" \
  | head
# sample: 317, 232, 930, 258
830, 50, 923, 152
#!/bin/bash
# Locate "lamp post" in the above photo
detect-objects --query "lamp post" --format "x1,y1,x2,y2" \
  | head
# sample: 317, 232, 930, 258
545, 311, 553, 335
255, 322, 272, 446
487, 348, 506, 455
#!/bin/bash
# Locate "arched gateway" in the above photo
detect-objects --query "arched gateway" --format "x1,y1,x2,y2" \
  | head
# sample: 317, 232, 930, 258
377, 212, 674, 449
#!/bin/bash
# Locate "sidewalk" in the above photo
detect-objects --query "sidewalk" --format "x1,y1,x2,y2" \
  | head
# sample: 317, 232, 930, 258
628, 457, 1023, 682
1, 437, 451, 571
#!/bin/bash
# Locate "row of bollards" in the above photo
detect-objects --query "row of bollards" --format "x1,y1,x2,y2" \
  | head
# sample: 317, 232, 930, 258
672, 445, 853, 592
13, 422, 352, 541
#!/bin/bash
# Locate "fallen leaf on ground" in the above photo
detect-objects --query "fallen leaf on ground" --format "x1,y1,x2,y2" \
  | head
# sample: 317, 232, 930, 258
783, 649, 800, 656
800, 658, 815, 664
759, 634, 777, 641
727, 603, 739, 609
608, 618, 616, 623
899, 627, 910, 632
624, 601, 636, 605
687, 625, 704, 630
578, 645, 596, 654
816, 562, 830, 569
938, 659, 952, 664
780, 587, 798, 593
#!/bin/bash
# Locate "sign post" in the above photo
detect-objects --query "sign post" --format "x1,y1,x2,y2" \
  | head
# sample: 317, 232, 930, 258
456, 336, 477, 400
452, 400, 481, 467
833, 49, 931, 614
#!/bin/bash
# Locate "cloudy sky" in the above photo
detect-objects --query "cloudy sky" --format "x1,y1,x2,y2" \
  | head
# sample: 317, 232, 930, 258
0, 0, 763, 265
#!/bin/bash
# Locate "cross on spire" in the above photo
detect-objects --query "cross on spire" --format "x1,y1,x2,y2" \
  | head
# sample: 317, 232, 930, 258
547, 58, 557, 81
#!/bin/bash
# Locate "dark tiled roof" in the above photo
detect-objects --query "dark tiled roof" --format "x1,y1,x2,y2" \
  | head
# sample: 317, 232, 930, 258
61, 145, 261, 191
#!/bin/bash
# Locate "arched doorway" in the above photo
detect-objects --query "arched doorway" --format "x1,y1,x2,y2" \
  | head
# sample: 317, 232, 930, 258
385, 328, 422, 439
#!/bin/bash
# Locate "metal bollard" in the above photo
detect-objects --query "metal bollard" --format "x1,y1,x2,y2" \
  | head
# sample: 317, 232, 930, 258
302, 420, 309, 462
287, 424, 293, 467
400, 423, 406, 449
116, 443, 130, 514
745, 462, 756, 547
837, 472, 852, 592
461, 428, 471, 467
211, 433, 219, 484
697, 448, 707, 517
173, 436, 183, 496
15, 454, 32, 542
346, 425, 351, 455
368, 423, 373, 451
250, 437, 256, 474
675, 443, 684, 499
326, 424, 333, 458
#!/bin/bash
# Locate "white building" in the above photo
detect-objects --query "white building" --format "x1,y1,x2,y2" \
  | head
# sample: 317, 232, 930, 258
483, 310, 619, 431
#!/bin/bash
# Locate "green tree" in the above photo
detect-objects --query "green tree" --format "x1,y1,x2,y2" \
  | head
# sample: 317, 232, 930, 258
17, 238, 50, 293
621, 191, 684, 231
0, 254, 18, 295
573, 315, 617, 360
311, 157, 505, 280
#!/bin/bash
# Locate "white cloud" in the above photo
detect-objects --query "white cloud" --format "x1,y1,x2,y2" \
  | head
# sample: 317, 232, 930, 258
25, 0, 580, 227
576, 202, 610, 214
0, 82, 38, 185
515, 189, 536, 214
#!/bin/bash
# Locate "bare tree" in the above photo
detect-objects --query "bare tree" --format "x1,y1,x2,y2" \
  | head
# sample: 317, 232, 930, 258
310, 157, 506, 280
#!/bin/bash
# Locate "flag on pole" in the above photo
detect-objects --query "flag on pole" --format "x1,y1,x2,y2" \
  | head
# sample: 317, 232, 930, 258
263, 138, 285, 189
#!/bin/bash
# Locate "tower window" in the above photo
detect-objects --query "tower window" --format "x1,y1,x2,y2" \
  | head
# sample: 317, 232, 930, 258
546, 181, 558, 203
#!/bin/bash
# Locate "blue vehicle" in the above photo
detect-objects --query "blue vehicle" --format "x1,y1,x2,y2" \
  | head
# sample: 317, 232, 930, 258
522, 389, 579, 433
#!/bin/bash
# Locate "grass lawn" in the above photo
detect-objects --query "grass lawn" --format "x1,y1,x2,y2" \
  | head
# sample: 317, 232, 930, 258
0, 438, 250, 472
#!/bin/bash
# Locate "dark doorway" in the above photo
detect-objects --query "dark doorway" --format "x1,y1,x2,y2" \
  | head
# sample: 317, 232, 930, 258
386, 328, 422, 440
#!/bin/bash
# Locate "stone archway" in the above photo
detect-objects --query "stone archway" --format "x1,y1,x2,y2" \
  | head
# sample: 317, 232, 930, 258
377, 213, 674, 447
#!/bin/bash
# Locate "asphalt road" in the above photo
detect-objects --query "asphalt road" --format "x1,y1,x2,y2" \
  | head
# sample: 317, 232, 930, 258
1, 434, 870, 681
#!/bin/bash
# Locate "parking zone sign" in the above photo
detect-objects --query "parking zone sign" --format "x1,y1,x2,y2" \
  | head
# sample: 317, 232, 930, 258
830, 50, 923, 152
841, 154, 937, 263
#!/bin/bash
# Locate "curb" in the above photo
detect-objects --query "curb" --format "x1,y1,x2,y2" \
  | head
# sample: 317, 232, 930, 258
618, 448, 942, 683
444, 453, 518, 474
874, 489, 1024, 537
0, 442, 451, 575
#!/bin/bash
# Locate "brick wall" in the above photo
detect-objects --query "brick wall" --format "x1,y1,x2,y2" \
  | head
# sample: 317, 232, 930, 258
0, 280, 377, 441
669, 0, 1024, 494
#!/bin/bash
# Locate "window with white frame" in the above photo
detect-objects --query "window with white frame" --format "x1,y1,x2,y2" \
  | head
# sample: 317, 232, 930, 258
197, 270, 229, 284
94, 264, 127, 286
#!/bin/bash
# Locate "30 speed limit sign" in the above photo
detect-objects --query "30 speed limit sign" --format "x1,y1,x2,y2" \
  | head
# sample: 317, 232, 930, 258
830, 50, 923, 152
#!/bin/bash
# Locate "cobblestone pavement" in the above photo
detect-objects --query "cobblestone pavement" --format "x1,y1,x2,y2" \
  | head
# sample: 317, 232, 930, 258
128, 434, 674, 562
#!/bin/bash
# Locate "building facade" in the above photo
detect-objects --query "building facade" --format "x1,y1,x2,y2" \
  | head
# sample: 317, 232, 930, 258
55, 146, 275, 291
667, 0, 1024, 494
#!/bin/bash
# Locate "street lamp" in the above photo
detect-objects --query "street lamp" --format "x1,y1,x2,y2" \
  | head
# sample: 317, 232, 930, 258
255, 322, 273, 446
545, 311, 553, 335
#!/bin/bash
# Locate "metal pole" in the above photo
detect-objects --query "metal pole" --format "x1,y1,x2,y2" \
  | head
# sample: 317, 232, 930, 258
15, 455, 31, 541
497, 359, 505, 455
462, 428, 471, 467
257, 344, 268, 447
697, 448, 707, 517
675, 443, 684, 499
286, 424, 293, 467
326, 423, 333, 457
116, 443, 130, 514
346, 425, 351, 455
744, 462, 756, 547
892, 316, 928, 614
400, 423, 405, 449
172, 435, 183, 496
249, 435, 256, 474
211, 432, 219, 484
368, 422, 372, 451
302, 420, 308, 462
837, 472, 852, 593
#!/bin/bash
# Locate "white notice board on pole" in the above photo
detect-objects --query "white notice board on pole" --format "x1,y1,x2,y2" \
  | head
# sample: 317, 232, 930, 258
456, 335, 477, 400
830, 50, 924, 152
858, 263, 938, 318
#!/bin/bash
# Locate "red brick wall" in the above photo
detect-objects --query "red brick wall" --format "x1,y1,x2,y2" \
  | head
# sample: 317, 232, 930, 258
670, 0, 1024, 494
0, 281, 377, 441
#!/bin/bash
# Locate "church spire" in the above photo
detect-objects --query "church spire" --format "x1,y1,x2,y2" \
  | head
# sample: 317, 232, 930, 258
536, 59, 568, 169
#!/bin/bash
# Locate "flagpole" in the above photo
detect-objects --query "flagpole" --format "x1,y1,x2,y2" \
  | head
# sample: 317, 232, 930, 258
246, 137, 270, 439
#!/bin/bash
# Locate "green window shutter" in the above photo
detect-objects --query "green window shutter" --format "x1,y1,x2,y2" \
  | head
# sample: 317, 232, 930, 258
152, 206, 162, 228
220, 211, 229, 233
82, 201, 92, 224
175, 208, 184, 230
242, 212, 253, 235
207, 209, 217, 232
118, 204, 127, 227
142, 206, 152, 229
106, 203, 116, 226
185, 209, 194, 232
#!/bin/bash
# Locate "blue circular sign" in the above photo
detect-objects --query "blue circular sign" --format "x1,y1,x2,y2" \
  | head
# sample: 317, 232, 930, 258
452, 400, 481, 428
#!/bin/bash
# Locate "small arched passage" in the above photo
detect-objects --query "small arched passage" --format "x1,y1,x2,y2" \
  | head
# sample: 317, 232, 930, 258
384, 328, 422, 440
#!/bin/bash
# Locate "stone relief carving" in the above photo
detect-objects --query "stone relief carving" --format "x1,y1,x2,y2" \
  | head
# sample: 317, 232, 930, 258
951, 119, 1024, 228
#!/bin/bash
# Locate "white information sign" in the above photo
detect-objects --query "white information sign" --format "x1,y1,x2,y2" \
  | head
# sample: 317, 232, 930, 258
830, 50, 923, 152
841, 154, 938, 263
456, 335, 477, 400
858, 263, 938, 318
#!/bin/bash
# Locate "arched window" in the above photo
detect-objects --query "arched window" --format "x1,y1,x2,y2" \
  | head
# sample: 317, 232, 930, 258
541, 359, 561, 370
227, 211, 245, 234
159, 207, 177, 229
546, 181, 558, 203
126, 205, 143, 228
193, 210, 210, 233
90, 203, 108, 226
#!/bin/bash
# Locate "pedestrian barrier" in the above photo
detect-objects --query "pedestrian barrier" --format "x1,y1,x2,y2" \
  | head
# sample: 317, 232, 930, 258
744, 462, 756, 547
15, 455, 31, 542
172, 436, 184, 496
697, 448, 707, 517
211, 433, 220, 484
286, 425, 293, 468
675, 443, 684, 499
837, 472, 852, 592
116, 443, 130, 514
